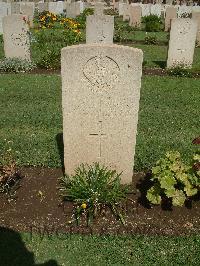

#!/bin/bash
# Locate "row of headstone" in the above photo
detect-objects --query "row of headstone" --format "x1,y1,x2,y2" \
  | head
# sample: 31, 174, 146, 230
118, 3, 200, 19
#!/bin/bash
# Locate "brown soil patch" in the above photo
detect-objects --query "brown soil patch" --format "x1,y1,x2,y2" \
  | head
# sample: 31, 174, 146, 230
0, 167, 200, 236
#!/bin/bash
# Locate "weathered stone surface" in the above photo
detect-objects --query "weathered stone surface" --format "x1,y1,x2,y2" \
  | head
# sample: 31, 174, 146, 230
61, 44, 143, 184
178, 5, 192, 18
141, 4, 151, 17
0, 3, 9, 34
38, 2, 48, 13
11, 2, 20, 14
167, 18, 197, 68
123, 4, 130, 21
64, 2, 81, 18
86, 3, 114, 44
150, 4, 161, 17
3, 14, 30, 60
165, 6, 177, 31
20, 3, 35, 27
49, 1, 63, 14
129, 5, 142, 28
192, 11, 200, 46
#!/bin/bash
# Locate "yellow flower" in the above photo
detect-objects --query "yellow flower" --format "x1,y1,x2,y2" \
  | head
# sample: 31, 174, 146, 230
81, 203, 87, 209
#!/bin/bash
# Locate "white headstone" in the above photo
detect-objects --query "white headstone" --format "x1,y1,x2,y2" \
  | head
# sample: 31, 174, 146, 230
142, 4, 151, 17
167, 18, 198, 68
49, 1, 63, 14
3, 14, 31, 61
61, 44, 143, 184
86, 3, 114, 44
0, 2, 9, 34
150, 4, 161, 17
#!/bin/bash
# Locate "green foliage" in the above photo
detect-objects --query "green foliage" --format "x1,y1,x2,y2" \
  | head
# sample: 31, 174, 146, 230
167, 65, 193, 78
142, 15, 162, 32
59, 163, 128, 225
114, 20, 135, 42
147, 151, 200, 207
193, 137, 200, 178
0, 140, 22, 200
75, 8, 94, 29
144, 35, 158, 45
32, 28, 82, 69
0, 58, 36, 73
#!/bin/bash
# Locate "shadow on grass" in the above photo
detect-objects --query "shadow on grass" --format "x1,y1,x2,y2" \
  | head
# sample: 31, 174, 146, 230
56, 133, 64, 173
152, 60, 166, 69
0, 227, 58, 266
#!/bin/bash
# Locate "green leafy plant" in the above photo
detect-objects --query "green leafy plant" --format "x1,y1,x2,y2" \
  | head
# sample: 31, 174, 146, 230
114, 21, 135, 42
32, 28, 82, 69
144, 35, 158, 45
193, 137, 200, 178
59, 163, 128, 225
0, 140, 22, 200
0, 58, 36, 73
75, 8, 94, 29
167, 65, 193, 78
147, 151, 200, 207
142, 15, 162, 32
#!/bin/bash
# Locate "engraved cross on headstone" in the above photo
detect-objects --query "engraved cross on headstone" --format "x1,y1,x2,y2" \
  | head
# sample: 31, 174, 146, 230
89, 121, 106, 159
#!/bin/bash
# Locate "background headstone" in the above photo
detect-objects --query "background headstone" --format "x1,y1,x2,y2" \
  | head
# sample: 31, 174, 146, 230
61, 44, 143, 184
167, 18, 198, 68
129, 5, 142, 28
165, 6, 177, 31
86, 3, 114, 44
3, 14, 31, 61
192, 11, 200, 46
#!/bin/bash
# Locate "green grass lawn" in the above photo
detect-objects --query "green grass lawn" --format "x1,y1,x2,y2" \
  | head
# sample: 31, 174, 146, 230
0, 74, 199, 171
1, 230, 200, 265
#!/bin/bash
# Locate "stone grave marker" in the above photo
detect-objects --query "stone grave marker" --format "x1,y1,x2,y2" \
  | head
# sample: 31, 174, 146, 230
3, 14, 30, 60
20, 2, 35, 27
165, 6, 177, 31
86, 3, 114, 44
142, 4, 151, 17
129, 5, 142, 28
49, 1, 63, 14
192, 11, 200, 46
0, 2, 9, 34
38, 2, 48, 13
61, 44, 143, 184
167, 18, 197, 68
11, 2, 20, 14
178, 4, 192, 18
123, 4, 130, 21
150, 4, 161, 17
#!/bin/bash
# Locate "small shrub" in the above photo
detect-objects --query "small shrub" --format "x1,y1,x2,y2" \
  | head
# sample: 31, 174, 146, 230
144, 35, 158, 45
0, 58, 36, 73
32, 28, 82, 69
59, 163, 128, 225
142, 15, 162, 32
114, 21, 135, 42
167, 65, 193, 78
0, 141, 22, 200
147, 151, 200, 207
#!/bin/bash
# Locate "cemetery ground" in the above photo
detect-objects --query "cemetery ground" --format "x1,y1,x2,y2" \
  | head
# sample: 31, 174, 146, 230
0, 11, 200, 265
0, 73, 200, 264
